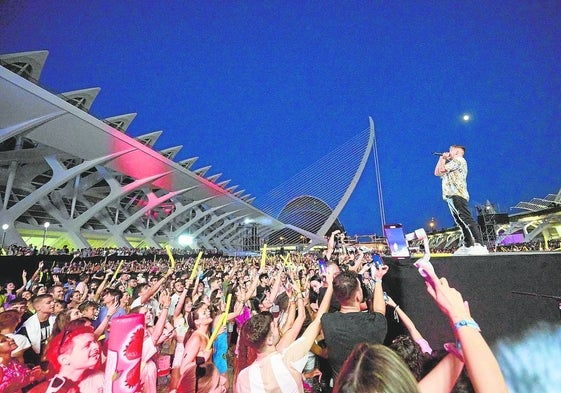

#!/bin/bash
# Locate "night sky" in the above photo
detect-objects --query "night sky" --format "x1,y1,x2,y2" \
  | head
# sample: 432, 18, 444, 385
2, 1, 560, 237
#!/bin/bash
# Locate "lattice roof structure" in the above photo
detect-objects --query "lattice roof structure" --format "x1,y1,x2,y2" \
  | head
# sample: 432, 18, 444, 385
0, 50, 285, 252
1, 50, 376, 253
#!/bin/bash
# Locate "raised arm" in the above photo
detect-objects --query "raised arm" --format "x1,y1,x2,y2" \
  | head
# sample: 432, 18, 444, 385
190, 272, 201, 300
385, 295, 428, 350
326, 230, 340, 261
30, 261, 44, 282
173, 281, 192, 319
94, 302, 118, 339
16, 270, 28, 296
93, 271, 112, 301
244, 267, 262, 301
421, 267, 508, 393
284, 270, 333, 362
371, 264, 389, 315
151, 290, 171, 344
140, 267, 173, 305
264, 267, 283, 306
279, 296, 297, 335
277, 293, 306, 351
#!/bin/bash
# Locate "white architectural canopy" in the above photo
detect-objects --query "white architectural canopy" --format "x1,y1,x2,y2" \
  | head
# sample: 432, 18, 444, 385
1, 50, 377, 252
0, 51, 286, 252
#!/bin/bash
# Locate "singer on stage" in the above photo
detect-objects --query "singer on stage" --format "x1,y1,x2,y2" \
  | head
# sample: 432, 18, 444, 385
434, 145, 488, 255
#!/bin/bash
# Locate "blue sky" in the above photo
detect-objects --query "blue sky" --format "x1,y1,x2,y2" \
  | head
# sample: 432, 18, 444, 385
1, 1, 560, 237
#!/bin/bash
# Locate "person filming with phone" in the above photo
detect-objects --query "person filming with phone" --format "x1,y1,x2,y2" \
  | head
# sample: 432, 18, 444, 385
434, 145, 488, 256
321, 261, 389, 378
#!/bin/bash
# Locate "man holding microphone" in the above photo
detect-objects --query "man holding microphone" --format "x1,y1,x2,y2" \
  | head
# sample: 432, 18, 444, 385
434, 145, 488, 255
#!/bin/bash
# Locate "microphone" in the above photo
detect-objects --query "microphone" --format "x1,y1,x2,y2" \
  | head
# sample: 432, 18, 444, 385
432, 152, 445, 156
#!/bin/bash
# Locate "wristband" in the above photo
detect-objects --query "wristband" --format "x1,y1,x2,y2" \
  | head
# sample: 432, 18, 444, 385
373, 279, 382, 284
454, 319, 480, 332
392, 306, 400, 323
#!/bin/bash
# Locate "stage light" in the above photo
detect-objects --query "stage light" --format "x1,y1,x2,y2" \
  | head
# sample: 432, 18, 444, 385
178, 234, 194, 247
1, 224, 8, 252
42, 221, 50, 247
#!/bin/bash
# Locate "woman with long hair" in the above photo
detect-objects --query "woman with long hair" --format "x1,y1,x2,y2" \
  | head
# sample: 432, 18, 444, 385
169, 302, 214, 391
334, 343, 420, 393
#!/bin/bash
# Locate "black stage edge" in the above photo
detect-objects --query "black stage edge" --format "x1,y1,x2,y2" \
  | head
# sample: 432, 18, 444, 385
383, 252, 561, 349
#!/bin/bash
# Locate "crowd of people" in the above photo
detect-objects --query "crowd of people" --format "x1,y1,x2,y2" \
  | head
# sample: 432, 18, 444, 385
0, 229, 554, 393
2, 244, 222, 259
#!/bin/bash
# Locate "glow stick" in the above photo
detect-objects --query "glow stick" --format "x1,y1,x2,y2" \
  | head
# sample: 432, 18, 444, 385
260, 244, 267, 269
206, 294, 232, 350
165, 245, 175, 269
206, 322, 221, 350
189, 251, 203, 280
111, 260, 123, 283
223, 293, 232, 315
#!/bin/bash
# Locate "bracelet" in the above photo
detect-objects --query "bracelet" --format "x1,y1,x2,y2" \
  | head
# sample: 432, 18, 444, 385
162, 306, 170, 310
373, 279, 382, 284
106, 314, 114, 319
392, 306, 400, 322
454, 319, 481, 332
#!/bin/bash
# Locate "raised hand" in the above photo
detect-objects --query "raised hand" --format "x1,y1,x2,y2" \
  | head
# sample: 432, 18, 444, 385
421, 268, 471, 323
371, 264, 389, 280
159, 289, 171, 308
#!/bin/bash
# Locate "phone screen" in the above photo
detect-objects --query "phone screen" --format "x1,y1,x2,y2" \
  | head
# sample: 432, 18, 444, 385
318, 259, 327, 275
372, 254, 384, 267
383, 224, 410, 258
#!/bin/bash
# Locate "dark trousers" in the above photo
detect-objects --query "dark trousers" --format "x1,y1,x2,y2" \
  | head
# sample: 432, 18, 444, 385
447, 195, 483, 247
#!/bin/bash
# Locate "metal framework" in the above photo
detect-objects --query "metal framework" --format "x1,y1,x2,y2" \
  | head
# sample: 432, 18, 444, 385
475, 201, 499, 246
258, 119, 375, 248
1, 50, 378, 253
0, 51, 286, 252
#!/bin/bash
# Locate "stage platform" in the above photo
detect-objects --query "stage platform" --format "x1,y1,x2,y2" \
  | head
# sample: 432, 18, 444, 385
382, 252, 561, 349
